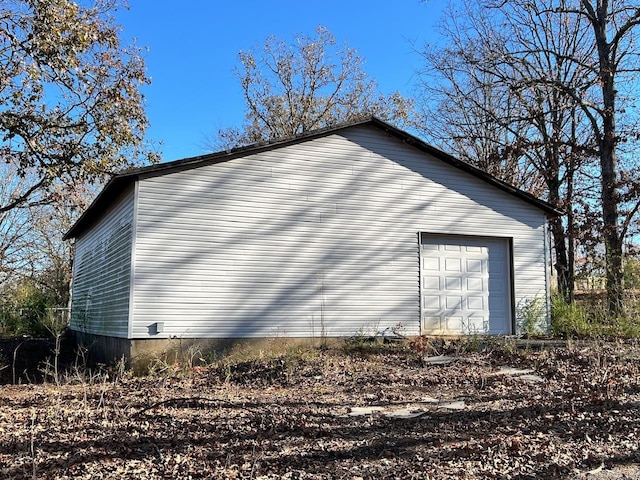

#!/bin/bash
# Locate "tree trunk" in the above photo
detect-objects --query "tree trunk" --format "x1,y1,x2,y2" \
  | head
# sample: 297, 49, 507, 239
566, 156, 576, 304
550, 216, 573, 303
588, 0, 624, 315
547, 165, 573, 304
601, 138, 624, 314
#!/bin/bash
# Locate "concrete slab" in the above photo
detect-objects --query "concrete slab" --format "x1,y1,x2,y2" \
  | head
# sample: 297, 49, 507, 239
520, 374, 545, 383
494, 366, 535, 376
439, 400, 466, 410
347, 406, 385, 416
384, 408, 427, 419
420, 396, 440, 403
423, 355, 456, 365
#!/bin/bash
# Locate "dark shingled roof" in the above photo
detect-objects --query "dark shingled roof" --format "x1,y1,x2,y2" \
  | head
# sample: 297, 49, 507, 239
64, 117, 562, 240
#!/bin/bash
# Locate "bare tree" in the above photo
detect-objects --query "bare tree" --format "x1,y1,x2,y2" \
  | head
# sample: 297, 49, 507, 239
564, 0, 640, 313
419, 48, 543, 190
214, 26, 413, 148
0, 166, 91, 308
0, 167, 39, 283
418, 0, 596, 303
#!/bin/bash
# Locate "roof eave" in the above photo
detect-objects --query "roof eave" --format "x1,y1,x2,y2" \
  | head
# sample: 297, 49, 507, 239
63, 173, 138, 240
366, 119, 563, 217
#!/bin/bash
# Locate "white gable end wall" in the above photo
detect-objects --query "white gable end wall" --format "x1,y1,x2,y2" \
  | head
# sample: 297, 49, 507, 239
347, 128, 549, 330
130, 126, 548, 339
70, 187, 135, 337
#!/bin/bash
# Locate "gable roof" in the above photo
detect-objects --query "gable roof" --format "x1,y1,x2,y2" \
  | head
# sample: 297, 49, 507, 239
64, 117, 562, 240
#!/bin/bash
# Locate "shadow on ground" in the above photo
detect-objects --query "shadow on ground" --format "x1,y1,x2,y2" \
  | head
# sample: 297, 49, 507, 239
0, 335, 77, 384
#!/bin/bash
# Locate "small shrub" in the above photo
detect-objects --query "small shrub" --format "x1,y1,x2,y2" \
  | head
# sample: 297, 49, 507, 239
551, 295, 592, 337
407, 335, 438, 356
39, 309, 70, 384
0, 279, 59, 337
623, 256, 640, 289
341, 322, 384, 355
611, 315, 640, 338
516, 297, 546, 335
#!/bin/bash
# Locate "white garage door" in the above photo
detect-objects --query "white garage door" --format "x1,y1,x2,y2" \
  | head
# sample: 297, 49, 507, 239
420, 235, 512, 335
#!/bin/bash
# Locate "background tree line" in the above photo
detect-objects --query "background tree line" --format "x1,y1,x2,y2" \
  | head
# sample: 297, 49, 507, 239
417, 0, 640, 316
2, 0, 639, 336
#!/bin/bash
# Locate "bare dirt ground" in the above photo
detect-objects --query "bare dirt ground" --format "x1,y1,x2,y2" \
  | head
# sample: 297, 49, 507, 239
1, 339, 640, 479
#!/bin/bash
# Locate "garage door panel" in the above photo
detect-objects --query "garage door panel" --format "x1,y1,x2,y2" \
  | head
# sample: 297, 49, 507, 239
466, 259, 484, 273
423, 316, 442, 332
423, 257, 440, 270
423, 276, 440, 290
489, 259, 506, 272
421, 235, 511, 335
489, 269, 506, 293
445, 296, 463, 309
423, 295, 441, 309
467, 296, 485, 310
491, 295, 507, 307
445, 315, 463, 331
445, 258, 462, 272
466, 315, 487, 332
445, 277, 462, 291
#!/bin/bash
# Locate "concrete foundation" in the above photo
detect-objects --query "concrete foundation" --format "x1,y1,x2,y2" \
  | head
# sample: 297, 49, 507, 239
71, 330, 338, 371
71, 330, 133, 365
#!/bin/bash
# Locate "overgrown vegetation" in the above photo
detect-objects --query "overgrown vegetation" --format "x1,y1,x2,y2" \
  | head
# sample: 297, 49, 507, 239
0, 279, 66, 337
551, 293, 640, 339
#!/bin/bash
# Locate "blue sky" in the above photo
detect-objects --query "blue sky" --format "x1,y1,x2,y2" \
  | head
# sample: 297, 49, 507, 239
114, 1, 445, 162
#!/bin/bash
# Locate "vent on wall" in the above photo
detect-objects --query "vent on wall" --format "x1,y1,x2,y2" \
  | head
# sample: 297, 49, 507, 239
150, 322, 164, 335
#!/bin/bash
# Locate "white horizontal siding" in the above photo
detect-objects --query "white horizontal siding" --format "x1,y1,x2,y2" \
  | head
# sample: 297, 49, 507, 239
131, 126, 548, 339
70, 187, 134, 337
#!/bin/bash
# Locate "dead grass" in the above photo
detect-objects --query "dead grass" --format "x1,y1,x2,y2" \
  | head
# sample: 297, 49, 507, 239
1, 340, 640, 479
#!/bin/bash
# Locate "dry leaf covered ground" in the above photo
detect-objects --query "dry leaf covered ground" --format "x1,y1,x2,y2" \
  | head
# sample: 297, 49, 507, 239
1, 340, 640, 479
